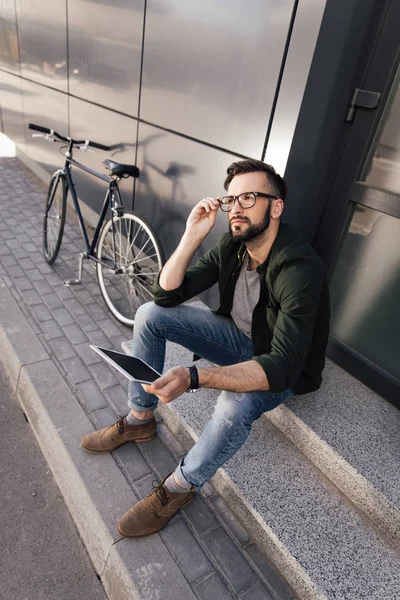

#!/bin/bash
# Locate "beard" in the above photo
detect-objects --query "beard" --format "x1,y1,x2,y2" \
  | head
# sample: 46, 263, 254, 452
229, 203, 271, 243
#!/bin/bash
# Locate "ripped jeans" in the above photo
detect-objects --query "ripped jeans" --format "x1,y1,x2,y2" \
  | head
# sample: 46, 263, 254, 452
128, 302, 293, 491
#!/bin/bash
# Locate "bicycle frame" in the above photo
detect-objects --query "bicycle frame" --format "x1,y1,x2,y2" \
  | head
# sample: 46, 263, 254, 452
61, 152, 119, 267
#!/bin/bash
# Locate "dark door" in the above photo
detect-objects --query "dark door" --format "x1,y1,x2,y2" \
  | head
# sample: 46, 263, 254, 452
315, 0, 400, 408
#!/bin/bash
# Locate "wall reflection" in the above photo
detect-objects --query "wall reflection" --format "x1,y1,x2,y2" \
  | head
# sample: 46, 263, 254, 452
16, 0, 68, 92
135, 123, 242, 307
68, 0, 144, 115
0, 0, 20, 74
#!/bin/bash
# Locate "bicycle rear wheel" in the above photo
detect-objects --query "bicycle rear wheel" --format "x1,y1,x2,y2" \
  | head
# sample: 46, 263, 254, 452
43, 171, 67, 265
96, 212, 164, 327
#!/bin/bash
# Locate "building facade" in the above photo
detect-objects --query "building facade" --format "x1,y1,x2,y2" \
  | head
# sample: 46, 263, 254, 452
1, 0, 399, 407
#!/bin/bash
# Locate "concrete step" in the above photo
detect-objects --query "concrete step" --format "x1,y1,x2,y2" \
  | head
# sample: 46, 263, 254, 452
122, 336, 400, 600
264, 359, 400, 545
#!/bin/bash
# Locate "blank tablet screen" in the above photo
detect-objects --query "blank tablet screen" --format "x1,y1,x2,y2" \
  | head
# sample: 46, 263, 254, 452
97, 348, 160, 382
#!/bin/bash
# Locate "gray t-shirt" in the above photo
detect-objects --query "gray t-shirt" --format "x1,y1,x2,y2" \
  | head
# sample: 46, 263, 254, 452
231, 253, 261, 338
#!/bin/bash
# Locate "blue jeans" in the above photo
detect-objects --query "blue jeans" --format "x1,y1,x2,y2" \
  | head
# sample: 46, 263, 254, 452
128, 302, 293, 491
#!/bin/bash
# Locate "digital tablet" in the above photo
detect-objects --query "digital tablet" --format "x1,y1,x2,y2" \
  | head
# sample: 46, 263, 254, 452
90, 346, 161, 384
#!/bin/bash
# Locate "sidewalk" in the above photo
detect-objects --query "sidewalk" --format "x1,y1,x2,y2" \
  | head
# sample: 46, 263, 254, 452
0, 156, 293, 600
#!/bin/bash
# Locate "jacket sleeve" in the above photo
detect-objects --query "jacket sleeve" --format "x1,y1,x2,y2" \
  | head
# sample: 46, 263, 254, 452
253, 257, 325, 392
152, 244, 220, 307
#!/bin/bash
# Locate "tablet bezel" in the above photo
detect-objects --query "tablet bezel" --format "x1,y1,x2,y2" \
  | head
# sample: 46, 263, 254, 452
90, 345, 161, 384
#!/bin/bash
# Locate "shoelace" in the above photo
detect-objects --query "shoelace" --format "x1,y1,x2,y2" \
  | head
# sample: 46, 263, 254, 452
152, 480, 168, 506
116, 417, 125, 435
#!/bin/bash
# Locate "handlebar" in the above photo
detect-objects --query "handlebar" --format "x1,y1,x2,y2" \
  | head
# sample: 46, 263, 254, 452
28, 123, 110, 152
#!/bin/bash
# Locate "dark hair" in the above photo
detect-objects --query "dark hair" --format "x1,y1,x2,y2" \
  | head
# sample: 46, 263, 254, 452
224, 159, 287, 201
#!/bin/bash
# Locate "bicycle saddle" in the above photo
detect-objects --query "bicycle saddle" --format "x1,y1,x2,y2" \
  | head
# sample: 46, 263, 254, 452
103, 160, 140, 178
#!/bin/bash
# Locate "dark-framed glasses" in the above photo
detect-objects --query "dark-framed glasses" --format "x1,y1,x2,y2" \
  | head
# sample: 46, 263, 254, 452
218, 191, 277, 212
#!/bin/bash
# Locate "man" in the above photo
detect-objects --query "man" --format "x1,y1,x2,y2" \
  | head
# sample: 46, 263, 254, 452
81, 159, 330, 538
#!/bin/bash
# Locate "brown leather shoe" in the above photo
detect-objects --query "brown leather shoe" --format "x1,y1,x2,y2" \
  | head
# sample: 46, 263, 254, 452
80, 416, 156, 453
117, 474, 195, 537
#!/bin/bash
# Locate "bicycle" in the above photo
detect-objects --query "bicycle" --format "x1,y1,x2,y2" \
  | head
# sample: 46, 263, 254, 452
28, 123, 164, 327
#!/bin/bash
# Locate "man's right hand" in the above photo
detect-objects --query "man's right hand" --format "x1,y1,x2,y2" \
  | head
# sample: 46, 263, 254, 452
185, 197, 220, 241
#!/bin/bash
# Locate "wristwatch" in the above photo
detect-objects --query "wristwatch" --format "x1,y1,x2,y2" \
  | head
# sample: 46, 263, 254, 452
186, 365, 200, 393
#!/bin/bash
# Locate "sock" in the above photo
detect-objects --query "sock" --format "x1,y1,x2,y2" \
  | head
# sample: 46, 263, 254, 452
164, 471, 193, 494
126, 412, 153, 426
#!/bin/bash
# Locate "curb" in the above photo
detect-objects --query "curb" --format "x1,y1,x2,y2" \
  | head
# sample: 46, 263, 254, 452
0, 277, 196, 600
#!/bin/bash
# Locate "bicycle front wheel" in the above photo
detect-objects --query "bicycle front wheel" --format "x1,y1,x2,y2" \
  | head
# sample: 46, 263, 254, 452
43, 171, 67, 264
96, 213, 164, 327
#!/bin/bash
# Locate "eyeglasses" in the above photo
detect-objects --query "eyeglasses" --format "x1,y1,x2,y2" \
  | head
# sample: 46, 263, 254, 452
218, 191, 277, 212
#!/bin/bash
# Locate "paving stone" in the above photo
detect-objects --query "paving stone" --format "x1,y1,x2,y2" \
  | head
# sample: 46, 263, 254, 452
77, 380, 109, 412
114, 443, 152, 483
18, 257, 36, 270
243, 545, 293, 600
32, 279, 53, 296
36, 261, 54, 275
45, 272, 64, 287
86, 328, 112, 348
75, 342, 103, 367
73, 311, 99, 333
20, 288, 42, 305
83, 302, 110, 321
182, 493, 219, 536
63, 297, 87, 316
48, 337, 77, 361
7, 265, 24, 278
97, 318, 123, 339
139, 437, 178, 479
157, 422, 185, 461
30, 303, 53, 323
2, 254, 17, 267
72, 288, 95, 304
11, 247, 28, 260
63, 356, 91, 384
13, 277, 34, 292
42, 293, 64, 311
5, 238, 20, 249
89, 362, 120, 390
93, 405, 118, 429
199, 481, 215, 499
161, 517, 213, 583
202, 527, 256, 594
105, 384, 129, 415
39, 318, 64, 340
195, 572, 234, 600
239, 581, 274, 600
132, 474, 155, 499
28, 268, 45, 282
54, 284, 75, 301
209, 495, 250, 546
52, 307, 75, 327
63, 323, 88, 345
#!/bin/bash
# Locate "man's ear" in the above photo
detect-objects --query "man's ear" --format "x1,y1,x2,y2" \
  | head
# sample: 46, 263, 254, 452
272, 199, 284, 218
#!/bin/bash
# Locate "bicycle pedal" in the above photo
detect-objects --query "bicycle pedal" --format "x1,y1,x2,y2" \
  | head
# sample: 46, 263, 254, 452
63, 279, 82, 286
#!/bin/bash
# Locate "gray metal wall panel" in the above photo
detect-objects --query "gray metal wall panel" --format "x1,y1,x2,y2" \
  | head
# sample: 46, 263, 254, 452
135, 122, 241, 306
22, 79, 68, 173
141, 0, 295, 158
0, 0, 20, 74
264, 0, 327, 175
1, 71, 25, 149
16, 0, 68, 92
68, 0, 144, 116
69, 96, 137, 214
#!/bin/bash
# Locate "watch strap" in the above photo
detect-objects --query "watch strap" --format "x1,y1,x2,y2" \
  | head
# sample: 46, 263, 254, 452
186, 365, 200, 392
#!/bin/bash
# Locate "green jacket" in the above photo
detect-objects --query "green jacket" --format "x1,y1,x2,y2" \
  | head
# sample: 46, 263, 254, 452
152, 222, 330, 395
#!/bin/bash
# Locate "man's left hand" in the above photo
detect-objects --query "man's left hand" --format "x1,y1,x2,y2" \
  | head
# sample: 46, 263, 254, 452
142, 367, 191, 403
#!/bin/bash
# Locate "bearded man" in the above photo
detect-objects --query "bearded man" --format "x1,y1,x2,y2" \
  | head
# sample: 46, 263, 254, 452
81, 159, 330, 538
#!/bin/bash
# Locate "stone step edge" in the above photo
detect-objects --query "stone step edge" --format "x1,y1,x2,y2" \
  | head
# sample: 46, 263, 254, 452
264, 406, 399, 545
